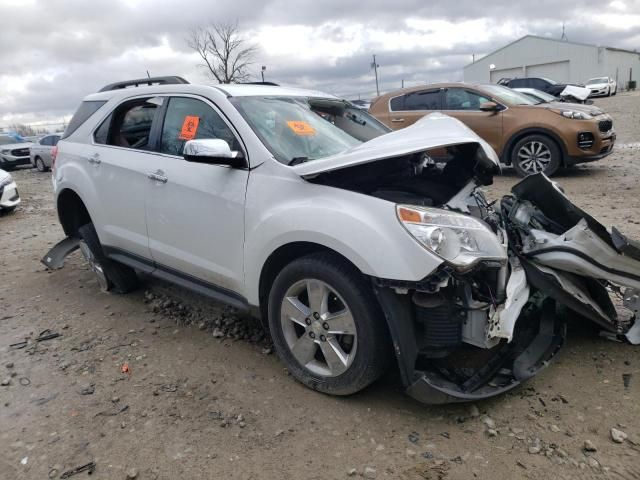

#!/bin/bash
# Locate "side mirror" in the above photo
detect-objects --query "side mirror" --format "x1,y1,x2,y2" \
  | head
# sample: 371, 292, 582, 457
183, 139, 245, 168
479, 101, 500, 112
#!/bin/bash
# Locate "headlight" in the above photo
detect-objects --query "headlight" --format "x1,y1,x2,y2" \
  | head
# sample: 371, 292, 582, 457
397, 205, 506, 269
1, 149, 10, 154
557, 110, 592, 120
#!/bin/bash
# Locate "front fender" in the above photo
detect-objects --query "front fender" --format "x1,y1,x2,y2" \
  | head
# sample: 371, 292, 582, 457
243, 164, 443, 304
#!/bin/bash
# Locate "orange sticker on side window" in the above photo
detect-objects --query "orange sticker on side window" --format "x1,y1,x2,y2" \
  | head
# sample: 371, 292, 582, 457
179, 116, 200, 140
286, 121, 316, 136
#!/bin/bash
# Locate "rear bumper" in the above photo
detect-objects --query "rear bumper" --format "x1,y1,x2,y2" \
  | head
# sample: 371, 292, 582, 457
0, 181, 20, 209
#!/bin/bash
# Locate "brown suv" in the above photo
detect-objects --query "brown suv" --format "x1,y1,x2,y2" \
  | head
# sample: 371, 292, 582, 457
369, 83, 615, 176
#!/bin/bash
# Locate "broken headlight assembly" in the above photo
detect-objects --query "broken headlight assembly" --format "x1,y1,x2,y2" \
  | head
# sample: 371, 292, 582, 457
397, 205, 506, 269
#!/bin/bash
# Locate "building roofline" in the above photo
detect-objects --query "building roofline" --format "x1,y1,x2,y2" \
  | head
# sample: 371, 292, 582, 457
463, 34, 639, 69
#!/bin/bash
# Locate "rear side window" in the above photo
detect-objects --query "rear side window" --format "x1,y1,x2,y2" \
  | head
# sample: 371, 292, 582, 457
40, 136, 53, 146
62, 101, 106, 139
94, 98, 160, 151
389, 95, 404, 111
404, 90, 441, 111
508, 78, 526, 88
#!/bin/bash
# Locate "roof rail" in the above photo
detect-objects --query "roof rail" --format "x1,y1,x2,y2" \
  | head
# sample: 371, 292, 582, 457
241, 81, 280, 86
98, 76, 189, 92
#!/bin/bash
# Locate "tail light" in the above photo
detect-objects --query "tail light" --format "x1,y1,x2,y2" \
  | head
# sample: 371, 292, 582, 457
51, 146, 58, 169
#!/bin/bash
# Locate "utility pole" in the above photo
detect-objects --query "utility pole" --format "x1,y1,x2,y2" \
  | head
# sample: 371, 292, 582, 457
561, 22, 568, 41
261, 65, 266, 83
371, 55, 380, 96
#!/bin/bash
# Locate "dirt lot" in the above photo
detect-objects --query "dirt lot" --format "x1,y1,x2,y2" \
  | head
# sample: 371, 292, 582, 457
2, 92, 640, 480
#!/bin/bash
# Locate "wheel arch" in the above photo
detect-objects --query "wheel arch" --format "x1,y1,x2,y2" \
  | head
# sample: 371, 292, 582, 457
502, 128, 567, 166
57, 188, 92, 237
257, 241, 363, 322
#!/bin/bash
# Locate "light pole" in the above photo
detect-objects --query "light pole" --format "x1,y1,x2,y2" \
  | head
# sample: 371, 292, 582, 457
261, 65, 266, 83
371, 55, 380, 96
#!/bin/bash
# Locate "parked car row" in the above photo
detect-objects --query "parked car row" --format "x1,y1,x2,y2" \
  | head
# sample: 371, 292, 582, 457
0, 132, 61, 172
368, 82, 615, 176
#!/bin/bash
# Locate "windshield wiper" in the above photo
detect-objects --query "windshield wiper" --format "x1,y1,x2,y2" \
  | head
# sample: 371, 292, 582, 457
288, 156, 310, 166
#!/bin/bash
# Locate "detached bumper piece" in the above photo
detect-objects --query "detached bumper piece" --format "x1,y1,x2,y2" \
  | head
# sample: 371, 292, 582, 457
406, 299, 564, 404
41, 236, 80, 269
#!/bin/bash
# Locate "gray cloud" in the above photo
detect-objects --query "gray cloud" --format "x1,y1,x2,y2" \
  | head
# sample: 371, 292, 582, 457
1, 0, 639, 126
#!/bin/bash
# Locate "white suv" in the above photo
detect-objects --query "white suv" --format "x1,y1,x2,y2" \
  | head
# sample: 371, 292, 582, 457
46, 76, 640, 404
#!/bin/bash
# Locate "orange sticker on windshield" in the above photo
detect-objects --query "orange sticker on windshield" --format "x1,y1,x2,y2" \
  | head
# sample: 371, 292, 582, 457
286, 121, 316, 136
179, 116, 200, 140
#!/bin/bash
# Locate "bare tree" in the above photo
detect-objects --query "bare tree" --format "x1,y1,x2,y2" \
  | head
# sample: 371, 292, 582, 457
188, 21, 257, 84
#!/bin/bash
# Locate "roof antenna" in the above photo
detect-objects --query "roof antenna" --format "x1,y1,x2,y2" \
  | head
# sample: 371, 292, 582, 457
561, 23, 568, 41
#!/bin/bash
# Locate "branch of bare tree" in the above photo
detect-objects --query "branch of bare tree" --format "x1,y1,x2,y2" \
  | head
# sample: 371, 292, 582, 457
187, 21, 258, 84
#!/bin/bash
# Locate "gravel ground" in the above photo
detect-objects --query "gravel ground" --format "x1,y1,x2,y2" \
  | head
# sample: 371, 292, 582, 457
1, 92, 640, 480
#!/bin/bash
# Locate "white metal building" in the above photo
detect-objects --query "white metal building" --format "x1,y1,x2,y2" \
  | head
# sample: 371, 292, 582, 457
464, 35, 640, 88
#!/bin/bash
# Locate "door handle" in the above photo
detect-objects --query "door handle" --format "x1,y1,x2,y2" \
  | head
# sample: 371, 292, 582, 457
87, 153, 101, 165
391, 118, 405, 123
147, 170, 168, 184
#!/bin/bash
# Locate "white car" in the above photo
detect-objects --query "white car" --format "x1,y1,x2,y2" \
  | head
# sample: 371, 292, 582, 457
586, 76, 617, 97
0, 134, 33, 171
30, 133, 62, 172
0, 168, 20, 212
43, 76, 640, 404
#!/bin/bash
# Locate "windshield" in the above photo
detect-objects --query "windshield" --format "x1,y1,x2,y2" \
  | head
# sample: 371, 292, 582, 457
518, 89, 557, 103
481, 85, 538, 106
231, 96, 390, 165
587, 77, 609, 85
0, 135, 27, 145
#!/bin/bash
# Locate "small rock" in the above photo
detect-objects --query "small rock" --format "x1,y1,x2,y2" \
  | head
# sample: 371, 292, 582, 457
126, 467, 138, 479
238, 421, 246, 428
212, 328, 224, 338
487, 429, 498, 437
587, 457, 600, 469
611, 428, 627, 444
583, 440, 597, 452
468, 404, 480, 418
274, 429, 284, 437
481, 415, 496, 430
112, 396, 120, 403
5, 362, 14, 369
198, 322, 207, 331
550, 424, 561, 433
363, 466, 377, 479
406, 448, 416, 457
347, 468, 357, 477
0, 377, 11, 386
528, 438, 542, 454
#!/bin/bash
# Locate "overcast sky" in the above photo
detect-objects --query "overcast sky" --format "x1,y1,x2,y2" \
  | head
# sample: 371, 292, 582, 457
2, 0, 639, 129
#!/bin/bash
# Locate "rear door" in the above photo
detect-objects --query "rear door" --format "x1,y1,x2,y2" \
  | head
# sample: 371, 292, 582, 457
88, 96, 163, 260
442, 87, 503, 153
387, 89, 442, 129
144, 95, 249, 294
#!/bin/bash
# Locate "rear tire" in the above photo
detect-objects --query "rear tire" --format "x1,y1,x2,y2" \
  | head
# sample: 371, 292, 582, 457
78, 223, 139, 294
268, 252, 389, 396
511, 134, 561, 177
35, 157, 47, 172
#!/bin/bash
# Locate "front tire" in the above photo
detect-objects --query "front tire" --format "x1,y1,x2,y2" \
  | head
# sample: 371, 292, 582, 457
78, 223, 139, 294
511, 134, 561, 177
268, 252, 389, 396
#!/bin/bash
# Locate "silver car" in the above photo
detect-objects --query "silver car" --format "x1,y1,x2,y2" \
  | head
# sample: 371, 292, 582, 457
30, 134, 61, 172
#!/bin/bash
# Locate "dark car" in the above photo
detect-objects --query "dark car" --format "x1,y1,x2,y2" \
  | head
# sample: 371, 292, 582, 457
498, 77, 573, 97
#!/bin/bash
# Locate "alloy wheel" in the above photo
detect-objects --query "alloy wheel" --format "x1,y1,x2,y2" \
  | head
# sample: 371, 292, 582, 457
36, 158, 45, 172
79, 240, 110, 291
517, 141, 552, 174
280, 279, 357, 377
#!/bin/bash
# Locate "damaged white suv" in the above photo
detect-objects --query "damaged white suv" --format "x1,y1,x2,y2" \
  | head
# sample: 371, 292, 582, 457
45, 76, 640, 404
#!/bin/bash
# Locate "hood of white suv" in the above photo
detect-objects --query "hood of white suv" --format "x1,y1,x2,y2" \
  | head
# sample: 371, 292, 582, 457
291, 113, 499, 178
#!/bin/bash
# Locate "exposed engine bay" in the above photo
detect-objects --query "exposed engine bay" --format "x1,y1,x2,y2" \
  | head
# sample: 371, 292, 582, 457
311, 143, 640, 403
